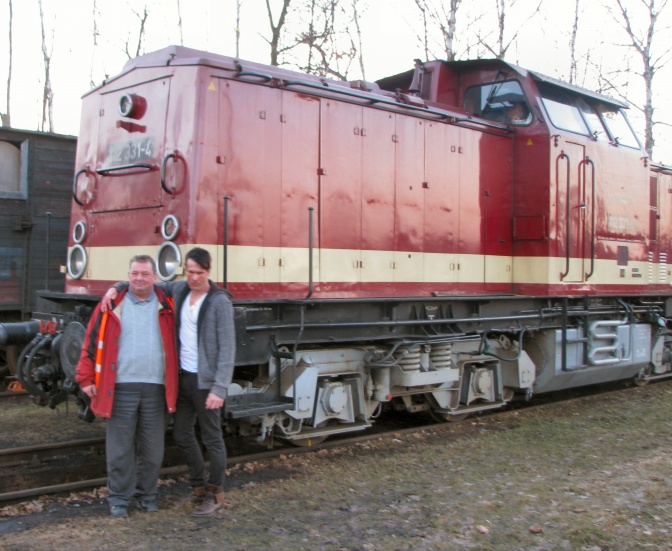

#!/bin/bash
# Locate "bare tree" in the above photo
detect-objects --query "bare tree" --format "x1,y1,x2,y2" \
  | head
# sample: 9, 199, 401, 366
38, 0, 53, 132
477, 0, 544, 59
124, 6, 149, 59
414, 0, 430, 61
265, 0, 292, 66
569, 0, 580, 84
413, 0, 461, 61
89, 0, 99, 89
295, 0, 357, 79
177, 0, 184, 45
606, 0, 671, 156
2, 0, 12, 127
236, 0, 244, 57
352, 0, 366, 80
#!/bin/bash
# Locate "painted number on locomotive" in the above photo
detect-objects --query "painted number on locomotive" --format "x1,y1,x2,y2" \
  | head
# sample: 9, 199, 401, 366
105, 137, 155, 166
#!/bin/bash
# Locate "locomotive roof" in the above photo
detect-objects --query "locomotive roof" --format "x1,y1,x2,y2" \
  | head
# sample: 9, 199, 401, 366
91, 45, 477, 123
459, 59, 628, 109
103, 45, 382, 95
377, 58, 628, 110
92, 45, 626, 124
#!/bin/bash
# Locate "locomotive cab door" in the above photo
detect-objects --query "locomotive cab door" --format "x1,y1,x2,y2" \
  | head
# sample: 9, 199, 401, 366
556, 140, 590, 283
92, 75, 173, 212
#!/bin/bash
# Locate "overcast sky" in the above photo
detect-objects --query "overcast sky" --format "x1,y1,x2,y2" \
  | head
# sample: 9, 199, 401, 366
1, 0, 671, 163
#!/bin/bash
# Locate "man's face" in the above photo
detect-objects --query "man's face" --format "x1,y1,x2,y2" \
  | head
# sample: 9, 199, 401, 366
128, 261, 156, 299
186, 259, 210, 293
509, 104, 525, 120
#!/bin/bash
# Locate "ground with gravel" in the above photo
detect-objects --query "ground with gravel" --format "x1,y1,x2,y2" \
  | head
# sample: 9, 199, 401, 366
1, 381, 672, 550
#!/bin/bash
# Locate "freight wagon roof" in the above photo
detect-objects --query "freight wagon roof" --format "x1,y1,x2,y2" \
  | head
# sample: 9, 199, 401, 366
0, 126, 77, 141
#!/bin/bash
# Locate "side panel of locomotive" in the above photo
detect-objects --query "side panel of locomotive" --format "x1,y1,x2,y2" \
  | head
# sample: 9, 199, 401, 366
67, 49, 515, 300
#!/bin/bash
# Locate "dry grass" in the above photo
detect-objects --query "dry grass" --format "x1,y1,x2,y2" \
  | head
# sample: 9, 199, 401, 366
0, 399, 105, 447
2, 382, 672, 550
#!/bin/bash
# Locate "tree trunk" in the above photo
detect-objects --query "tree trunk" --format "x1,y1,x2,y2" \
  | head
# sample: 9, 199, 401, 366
266, 0, 291, 66
38, 0, 53, 132
2, 0, 13, 127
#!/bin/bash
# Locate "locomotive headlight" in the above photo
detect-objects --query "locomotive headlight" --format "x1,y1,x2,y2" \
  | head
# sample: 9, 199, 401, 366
118, 93, 146, 119
157, 241, 182, 281
67, 245, 88, 279
160, 214, 180, 241
72, 221, 87, 244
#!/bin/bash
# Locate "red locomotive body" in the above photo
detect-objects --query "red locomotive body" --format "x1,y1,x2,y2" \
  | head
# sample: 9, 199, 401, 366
16, 46, 672, 442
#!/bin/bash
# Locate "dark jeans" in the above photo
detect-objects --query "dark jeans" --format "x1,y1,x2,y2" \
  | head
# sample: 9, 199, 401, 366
106, 383, 167, 507
172, 371, 227, 488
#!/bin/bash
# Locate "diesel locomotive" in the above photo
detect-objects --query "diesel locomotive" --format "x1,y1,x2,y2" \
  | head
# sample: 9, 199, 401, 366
8, 45, 672, 445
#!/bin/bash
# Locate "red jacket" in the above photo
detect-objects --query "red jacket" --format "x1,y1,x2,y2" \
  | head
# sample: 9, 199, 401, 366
75, 287, 179, 418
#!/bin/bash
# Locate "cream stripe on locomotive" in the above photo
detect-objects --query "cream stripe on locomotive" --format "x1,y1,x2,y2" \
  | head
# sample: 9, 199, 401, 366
68, 244, 668, 287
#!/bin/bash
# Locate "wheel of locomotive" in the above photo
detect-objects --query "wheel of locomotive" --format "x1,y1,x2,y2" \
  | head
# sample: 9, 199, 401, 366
429, 409, 471, 423
634, 376, 649, 387
634, 367, 650, 387
280, 421, 330, 447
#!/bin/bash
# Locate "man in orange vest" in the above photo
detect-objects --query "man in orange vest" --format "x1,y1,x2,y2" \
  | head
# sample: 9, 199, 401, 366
76, 255, 178, 518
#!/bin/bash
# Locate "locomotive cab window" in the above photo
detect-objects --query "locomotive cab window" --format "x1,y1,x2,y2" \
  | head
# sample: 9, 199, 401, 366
598, 105, 641, 149
464, 81, 532, 125
577, 98, 610, 142
538, 81, 642, 149
537, 82, 589, 136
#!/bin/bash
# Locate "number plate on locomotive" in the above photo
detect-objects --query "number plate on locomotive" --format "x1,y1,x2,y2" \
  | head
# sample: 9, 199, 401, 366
105, 137, 155, 165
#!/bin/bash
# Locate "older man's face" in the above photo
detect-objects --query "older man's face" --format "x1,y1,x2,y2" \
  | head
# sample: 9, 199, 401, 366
128, 261, 156, 299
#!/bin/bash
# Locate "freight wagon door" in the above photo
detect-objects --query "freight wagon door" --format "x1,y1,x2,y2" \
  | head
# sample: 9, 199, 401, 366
556, 141, 587, 283
92, 75, 172, 212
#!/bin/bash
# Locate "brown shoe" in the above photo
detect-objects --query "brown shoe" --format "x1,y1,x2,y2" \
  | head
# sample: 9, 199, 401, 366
191, 485, 226, 517
177, 485, 206, 506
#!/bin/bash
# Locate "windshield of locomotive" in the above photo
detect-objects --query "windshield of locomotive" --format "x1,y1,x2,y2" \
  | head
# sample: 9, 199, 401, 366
464, 81, 532, 125
537, 81, 641, 149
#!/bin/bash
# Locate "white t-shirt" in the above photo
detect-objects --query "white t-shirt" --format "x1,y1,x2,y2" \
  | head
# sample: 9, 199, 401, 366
179, 292, 206, 373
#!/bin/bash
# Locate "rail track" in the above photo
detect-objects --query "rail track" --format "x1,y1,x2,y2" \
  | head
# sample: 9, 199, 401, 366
0, 389, 28, 402
0, 379, 658, 505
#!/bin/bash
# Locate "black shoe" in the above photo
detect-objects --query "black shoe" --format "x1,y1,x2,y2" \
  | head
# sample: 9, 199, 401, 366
136, 500, 159, 513
110, 505, 129, 518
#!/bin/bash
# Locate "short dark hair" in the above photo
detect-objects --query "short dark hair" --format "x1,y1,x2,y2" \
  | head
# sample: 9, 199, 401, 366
186, 247, 211, 271
129, 255, 157, 273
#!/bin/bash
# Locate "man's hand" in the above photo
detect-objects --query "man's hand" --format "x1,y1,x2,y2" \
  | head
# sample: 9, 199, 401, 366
80, 384, 97, 398
205, 392, 224, 410
100, 287, 119, 312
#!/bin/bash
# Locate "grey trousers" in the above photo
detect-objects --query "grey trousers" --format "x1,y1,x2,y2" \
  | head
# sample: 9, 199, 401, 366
172, 371, 227, 489
106, 383, 167, 507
